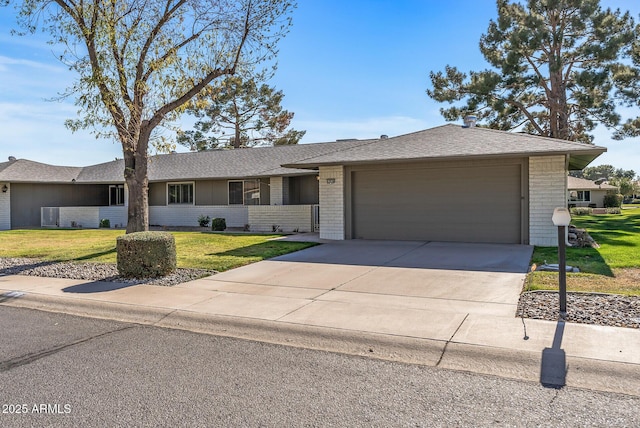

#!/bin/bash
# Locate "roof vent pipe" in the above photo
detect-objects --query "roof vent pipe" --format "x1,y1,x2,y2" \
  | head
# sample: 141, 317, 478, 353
463, 115, 477, 128
380, 134, 388, 139
8, 156, 16, 161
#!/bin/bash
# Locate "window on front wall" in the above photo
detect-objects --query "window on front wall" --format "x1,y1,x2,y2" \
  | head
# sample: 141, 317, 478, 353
569, 190, 591, 202
168, 182, 194, 205
109, 185, 125, 206
228, 180, 260, 205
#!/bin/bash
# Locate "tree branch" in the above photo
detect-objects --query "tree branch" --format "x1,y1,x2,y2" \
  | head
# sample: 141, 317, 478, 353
55, 0, 129, 143
107, 0, 132, 107
147, 0, 254, 129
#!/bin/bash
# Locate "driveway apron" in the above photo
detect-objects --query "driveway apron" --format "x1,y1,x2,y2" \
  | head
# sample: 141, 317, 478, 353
182, 240, 533, 340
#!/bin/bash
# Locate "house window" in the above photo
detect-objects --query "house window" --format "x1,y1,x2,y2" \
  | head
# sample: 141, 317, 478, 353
569, 190, 591, 202
229, 180, 260, 205
109, 185, 125, 206
168, 182, 194, 205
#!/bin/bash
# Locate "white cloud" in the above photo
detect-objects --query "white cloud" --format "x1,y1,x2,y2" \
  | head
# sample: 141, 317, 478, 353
0, 55, 65, 73
0, 101, 121, 166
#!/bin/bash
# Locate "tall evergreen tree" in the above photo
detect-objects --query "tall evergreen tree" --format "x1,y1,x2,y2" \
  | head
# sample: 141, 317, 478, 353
177, 73, 305, 150
427, 0, 638, 143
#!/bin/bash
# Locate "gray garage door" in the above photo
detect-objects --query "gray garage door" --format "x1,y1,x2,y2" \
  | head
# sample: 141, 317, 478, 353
351, 164, 522, 243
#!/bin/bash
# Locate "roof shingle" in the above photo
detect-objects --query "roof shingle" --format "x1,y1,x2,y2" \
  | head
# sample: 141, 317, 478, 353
0, 125, 607, 183
283, 124, 606, 170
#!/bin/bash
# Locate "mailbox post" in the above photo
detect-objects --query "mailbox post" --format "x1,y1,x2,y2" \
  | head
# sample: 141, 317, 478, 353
552, 207, 572, 320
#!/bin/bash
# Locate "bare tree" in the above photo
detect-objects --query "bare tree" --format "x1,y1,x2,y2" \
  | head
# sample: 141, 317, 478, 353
4, 0, 295, 232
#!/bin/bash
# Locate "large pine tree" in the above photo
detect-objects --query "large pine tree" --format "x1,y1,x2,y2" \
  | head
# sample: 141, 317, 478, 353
427, 0, 638, 143
177, 73, 305, 150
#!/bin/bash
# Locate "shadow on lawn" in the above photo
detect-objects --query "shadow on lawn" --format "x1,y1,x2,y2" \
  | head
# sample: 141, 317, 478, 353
72, 248, 117, 261
209, 241, 316, 259
533, 246, 614, 277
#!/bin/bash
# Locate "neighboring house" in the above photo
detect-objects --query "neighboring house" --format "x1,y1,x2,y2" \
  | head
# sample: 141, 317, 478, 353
567, 176, 618, 208
0, 124, 606, 246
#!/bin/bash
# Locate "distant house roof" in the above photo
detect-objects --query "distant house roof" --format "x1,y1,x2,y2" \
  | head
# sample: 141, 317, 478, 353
0, 124, 607, 184
283, 124, 606, 170
568, 176, 618, 190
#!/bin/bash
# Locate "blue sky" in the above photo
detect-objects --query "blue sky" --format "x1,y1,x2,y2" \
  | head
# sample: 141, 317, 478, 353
1, 0, 639, 170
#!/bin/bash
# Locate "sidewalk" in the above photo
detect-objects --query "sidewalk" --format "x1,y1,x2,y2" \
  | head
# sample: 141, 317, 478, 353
1, 272, 639, 396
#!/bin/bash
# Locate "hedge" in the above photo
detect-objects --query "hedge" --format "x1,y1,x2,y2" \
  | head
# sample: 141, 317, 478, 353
116, 231, 176, 278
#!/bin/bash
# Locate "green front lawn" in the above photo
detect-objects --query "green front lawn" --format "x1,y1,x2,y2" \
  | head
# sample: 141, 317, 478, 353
0, 229, 317, 272
529, 207, 640, 296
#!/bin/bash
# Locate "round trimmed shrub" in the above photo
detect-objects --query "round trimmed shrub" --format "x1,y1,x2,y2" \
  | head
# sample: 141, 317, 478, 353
116, 231, 176, 278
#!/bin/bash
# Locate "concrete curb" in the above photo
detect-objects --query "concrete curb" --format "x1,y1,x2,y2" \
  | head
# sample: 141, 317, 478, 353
440, 342, 640, 396
0, 292, 446, 365
2, 292, 639, 397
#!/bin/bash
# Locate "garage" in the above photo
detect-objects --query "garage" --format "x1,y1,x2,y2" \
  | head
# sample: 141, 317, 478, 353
349, 161, 524, 244
282, 124, 607, 246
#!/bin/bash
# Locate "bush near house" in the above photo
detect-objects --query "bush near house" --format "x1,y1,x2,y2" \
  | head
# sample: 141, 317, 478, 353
603, 193, 623, 208
211, 218, 226, 231
570, 207, 592, 216
198, 215, 211, 227
116, 231, 177, 278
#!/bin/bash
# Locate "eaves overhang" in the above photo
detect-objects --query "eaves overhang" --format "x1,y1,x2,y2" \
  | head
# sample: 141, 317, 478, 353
282, 147, 608, 170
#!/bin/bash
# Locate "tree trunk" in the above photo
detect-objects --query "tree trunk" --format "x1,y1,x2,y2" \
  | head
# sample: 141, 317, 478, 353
548, 12, 570, 141
123, 131, 150, 233
234, 120, 242, 148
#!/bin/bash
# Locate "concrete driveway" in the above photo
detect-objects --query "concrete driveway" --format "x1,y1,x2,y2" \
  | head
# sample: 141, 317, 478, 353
180, 240, 533, 340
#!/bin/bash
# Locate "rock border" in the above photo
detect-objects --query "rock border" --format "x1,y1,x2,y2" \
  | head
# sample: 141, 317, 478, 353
0, 257, 214, 287
517, 290, 640, 329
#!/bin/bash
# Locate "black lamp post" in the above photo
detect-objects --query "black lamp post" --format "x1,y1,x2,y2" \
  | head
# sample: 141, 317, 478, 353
552, 207, 572, 320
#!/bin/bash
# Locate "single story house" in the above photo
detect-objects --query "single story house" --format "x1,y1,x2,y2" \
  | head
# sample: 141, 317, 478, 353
567, 176, 618, 208
0, 124, 606, 246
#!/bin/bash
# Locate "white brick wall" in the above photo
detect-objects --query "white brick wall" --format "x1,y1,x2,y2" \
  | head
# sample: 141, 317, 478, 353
270, 176, 283, 205
149, 205, 249, 228
98, 206, 128, 228
59, 207, 100, 228
319, 166, 344, 240
248, 205, 314, 232
0, 183, 10, 230
39, 205, 249, 229
529, 155, 567, 246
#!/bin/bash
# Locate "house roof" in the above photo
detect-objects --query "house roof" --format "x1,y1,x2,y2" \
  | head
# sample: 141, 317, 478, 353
0, 124, 607, 184
0, 139, 376, 184
0, 160, 12, 174
0, 158, 82, 183
283, 124, 606, 170
567, 176, 618, 190
143, 139, 376, 182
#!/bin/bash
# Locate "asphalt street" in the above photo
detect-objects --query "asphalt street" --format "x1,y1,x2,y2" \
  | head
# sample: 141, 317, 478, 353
0, 306, 638, 427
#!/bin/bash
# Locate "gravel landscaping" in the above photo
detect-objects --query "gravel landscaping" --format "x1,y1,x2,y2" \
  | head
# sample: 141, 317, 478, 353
0, 257, 214, 287
517, 291, 640, 329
